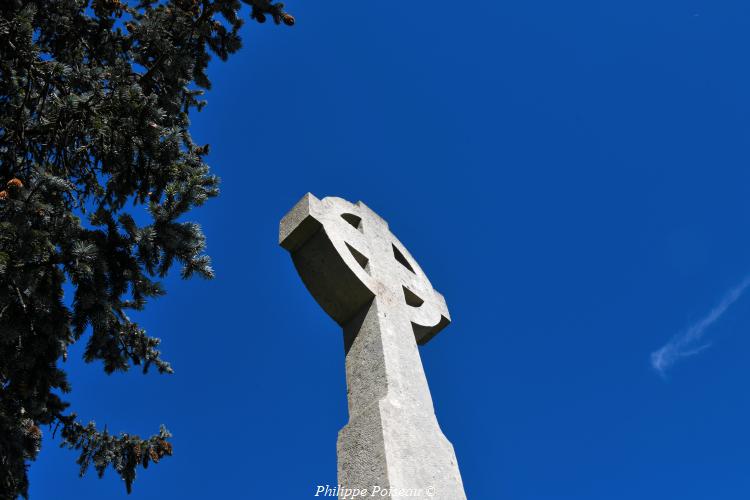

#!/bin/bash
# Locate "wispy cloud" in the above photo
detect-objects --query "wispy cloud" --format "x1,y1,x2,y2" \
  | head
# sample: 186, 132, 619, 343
651, 275, 750, 376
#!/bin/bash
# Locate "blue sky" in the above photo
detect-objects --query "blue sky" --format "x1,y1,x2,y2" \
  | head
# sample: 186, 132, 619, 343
30, 1, 750, 498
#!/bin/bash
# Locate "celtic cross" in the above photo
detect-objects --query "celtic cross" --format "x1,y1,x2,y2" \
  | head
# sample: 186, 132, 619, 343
280, 194, 466, 500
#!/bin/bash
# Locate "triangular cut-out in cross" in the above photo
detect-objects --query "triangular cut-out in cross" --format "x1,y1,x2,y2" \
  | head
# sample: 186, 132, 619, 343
402, 286, 424, 307
341, 213, 362, 231
392, 244, 415, 273
345, 242, 370, 273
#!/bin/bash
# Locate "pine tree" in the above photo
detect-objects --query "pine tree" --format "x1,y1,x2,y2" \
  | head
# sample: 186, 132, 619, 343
0, 1, 293, 497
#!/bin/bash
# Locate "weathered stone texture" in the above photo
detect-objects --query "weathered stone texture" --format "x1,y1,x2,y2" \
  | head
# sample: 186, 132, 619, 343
281, 194, 466, 500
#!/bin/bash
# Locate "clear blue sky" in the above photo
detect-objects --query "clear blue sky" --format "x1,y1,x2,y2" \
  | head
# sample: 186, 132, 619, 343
30, 1, 750, 498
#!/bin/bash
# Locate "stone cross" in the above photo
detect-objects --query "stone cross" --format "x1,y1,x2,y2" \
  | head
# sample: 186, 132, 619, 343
280, 194, 466, 500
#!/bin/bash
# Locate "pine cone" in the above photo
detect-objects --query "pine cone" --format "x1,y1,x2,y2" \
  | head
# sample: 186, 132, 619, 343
7, 178, 23, 188
282, 14, 295, 26
28, 425, 42, 440
161, 440, 173, 456
0, 191, 8, 200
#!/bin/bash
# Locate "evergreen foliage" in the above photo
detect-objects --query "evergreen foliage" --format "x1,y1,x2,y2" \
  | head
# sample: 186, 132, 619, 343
0, 1, 292, 497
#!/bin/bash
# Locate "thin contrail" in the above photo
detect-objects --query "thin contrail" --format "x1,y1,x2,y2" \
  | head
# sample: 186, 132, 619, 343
651, 275, 750, 376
